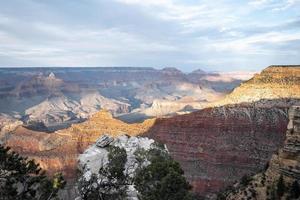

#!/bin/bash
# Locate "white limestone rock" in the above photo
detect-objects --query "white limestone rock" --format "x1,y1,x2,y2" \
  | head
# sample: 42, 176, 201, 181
78, 134, 166, 200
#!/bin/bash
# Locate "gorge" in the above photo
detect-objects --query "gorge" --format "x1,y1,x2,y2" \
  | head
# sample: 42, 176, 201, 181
0, 65, 299, 199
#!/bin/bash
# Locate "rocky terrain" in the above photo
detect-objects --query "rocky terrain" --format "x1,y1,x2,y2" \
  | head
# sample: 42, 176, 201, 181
0, 110, 155, 179
77, 134, 163, 200
144, 105, 289, 197
214, 65, 300, 107
142, 65, 300, 196
0, 67, 253, 130
225, 106, 300, 200
0, 65, 298, 198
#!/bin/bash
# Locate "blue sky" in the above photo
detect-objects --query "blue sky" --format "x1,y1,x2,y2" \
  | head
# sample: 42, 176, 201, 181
0, 0, 299, 72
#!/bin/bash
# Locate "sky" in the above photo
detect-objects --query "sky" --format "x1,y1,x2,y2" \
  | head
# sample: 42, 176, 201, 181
0, 0, 299, 72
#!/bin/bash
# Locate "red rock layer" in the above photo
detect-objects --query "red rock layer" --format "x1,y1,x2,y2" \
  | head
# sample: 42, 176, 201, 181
145, 105, 289, 195
2, 110, 155, 179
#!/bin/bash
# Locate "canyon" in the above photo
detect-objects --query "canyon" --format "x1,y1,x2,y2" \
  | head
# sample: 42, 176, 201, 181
0, 67, 252, 131
0, 65, 299, 198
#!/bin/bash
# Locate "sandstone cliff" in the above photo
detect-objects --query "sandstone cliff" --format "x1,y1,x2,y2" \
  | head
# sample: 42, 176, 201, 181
214, 65, 300, 107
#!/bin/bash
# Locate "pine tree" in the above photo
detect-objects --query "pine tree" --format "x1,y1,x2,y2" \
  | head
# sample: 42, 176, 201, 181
289, 181, 300, 199
277, 175, 285, 198
134, 148, 194, 200
78, 146, 128, 200
0, 145, 65, 200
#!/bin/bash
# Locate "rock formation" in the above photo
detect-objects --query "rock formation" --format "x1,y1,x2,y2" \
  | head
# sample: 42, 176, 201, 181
0, 67, 251, 129
0, 66, 297, 198
0, 110, 156, 180
144, 105, 289, 196
77, 135, 161, 200
214, 65, 300, 107
142, 65, 300, 196
225, 106, 300, 200
24, 92, 130, 131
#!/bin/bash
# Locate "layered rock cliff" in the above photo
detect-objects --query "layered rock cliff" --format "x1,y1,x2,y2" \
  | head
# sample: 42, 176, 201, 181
143, 66, 300, 196
144, 105, 289, 196
0, 110, 155, 179
214, 65, 300, 107
0, 66, 298, 198
225, 106, 300, 200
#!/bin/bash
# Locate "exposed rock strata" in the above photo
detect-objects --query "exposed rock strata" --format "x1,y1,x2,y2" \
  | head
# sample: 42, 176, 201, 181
144, 105, 289, 196
1, 66, 298, 198
226, 106, 300, 200
0, 110, 155, 179
214, 65, 300, 107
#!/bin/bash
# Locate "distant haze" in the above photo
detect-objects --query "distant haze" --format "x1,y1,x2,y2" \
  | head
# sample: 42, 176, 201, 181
0, 0, 300, 72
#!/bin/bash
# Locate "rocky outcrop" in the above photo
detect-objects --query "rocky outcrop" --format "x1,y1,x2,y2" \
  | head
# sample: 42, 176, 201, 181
0, 110, 156, 179
77, 135, 159, 200
144, 105, 289, 196
214, 65, 300, 106
226, 106, 300, 200
0, 114, 23, 137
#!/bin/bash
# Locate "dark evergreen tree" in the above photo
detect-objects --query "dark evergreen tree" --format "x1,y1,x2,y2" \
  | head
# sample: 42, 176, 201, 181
0, 145, 66, 200
276, 175, 285, 198
78, 146, 128, 200
289, 181, 300, 199
134, 148, 194, 200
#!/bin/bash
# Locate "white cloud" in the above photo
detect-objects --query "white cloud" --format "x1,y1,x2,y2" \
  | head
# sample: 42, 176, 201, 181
210, 31, 300, 55
0, 0, 299, 70
249, 0, 300, 11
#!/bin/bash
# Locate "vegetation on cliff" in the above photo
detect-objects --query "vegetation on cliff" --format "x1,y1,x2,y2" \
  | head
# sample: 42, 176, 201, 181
134, 148, 195, 200
0, 145, 66, 200
77, 136, 196, 200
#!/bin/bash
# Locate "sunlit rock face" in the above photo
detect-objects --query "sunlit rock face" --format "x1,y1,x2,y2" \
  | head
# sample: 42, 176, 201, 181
143, 65, 300, 196
0, 110, 155, 179
214, 65, 300, 106
0, 67, 252, 130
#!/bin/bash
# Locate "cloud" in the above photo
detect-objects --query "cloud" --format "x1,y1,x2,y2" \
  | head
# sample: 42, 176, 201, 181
249, 0, 300, 11
0, 0, 299, 71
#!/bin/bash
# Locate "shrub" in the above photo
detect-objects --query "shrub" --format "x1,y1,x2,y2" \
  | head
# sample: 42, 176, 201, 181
0, 145, 65, 200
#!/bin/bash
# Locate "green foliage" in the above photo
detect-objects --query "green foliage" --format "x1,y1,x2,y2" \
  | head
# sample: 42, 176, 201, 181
78, 146, 128, 200
289, 181, 300, 199
0, 145, 65, 200
134, 148, 193, 200
276, 175, 285, 197
240, 174, 252, 187
216, 185, 235, 200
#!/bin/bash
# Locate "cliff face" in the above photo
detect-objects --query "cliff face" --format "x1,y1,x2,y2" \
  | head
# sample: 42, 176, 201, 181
1, 66, 299, 198
0, 110, 155, 179
215, 66, 300, 106
145, 105, 289, 195
143, 66, 300, 196
226, 106, 300, 200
